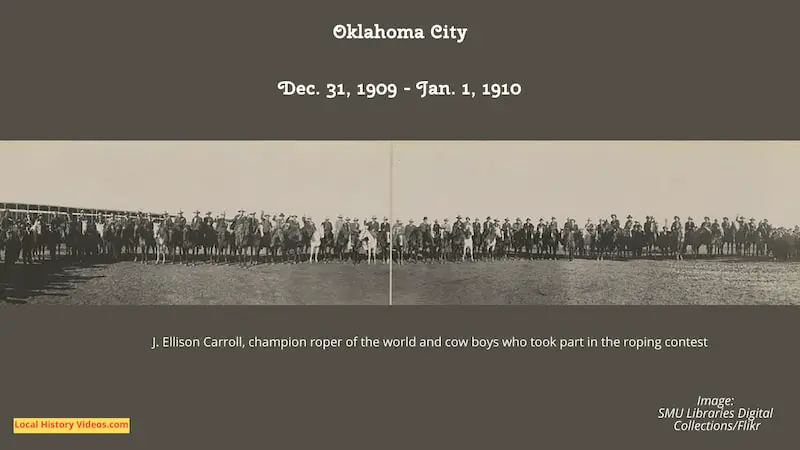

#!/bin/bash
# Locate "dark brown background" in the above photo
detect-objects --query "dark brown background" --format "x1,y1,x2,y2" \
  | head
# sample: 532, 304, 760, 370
1, 306, 796, 449
1, 0, 800, 139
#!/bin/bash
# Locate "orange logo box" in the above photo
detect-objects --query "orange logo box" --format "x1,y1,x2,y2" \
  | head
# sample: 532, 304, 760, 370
13, 418, 130, 434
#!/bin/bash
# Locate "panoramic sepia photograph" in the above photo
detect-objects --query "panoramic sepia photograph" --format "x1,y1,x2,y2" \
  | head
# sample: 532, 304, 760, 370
389, 141, 800, 305
0, 141, 391, 305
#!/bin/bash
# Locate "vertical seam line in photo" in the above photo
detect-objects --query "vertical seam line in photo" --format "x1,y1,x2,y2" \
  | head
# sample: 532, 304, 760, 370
389, 140, 394, 307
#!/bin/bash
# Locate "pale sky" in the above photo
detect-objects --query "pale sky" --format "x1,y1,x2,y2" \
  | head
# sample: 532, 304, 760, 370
392, 141, 800, 228
0, 141, 391, 221
3, 141, 798, 228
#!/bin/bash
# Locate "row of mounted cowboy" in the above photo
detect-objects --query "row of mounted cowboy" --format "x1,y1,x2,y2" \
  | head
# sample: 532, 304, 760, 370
2, 209, 793, 265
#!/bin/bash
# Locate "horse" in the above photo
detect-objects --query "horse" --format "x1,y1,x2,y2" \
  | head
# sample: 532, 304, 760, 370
178, 225, 198, 265
153, 221, 170, 264
462, 225, 474, 262
671, 226, 686, 260
644, 222, 658, 256
321, 225, 335, 262
349, 229, 362, 264
3, 227, 22, 265
378, 227, 391, 263
562, 227, 577, 261
393, 230, 405, 264
134, 222, 155, 264
167, 225, 183, 264
582, 228, 594, 258
512, 226, 526, 258
473, 224, 485, 260
300, 223, 317, 261
450, 225, 465, 262
214, 220, 232, 263
722, 223, 735, 255
614, 228, 629, 259
283, 224, 303, 264
334, 226, 351, 262
309, 226, 323, 263
734, 222, 749, 256
420, 226, 435, 261
406, 227, 422, 262
31, 217, 47, 261
233, 218, 256, 265
255, 220, 272, 264
595, 223, 616, 261
483, 225, 501, 261
539, 225, 557, 260
359, 229, 378, 264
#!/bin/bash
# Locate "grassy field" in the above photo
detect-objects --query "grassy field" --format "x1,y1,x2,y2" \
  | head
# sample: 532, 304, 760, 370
2, 257, 798, 305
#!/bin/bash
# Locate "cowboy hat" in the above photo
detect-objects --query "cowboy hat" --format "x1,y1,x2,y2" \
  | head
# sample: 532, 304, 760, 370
627, 215, 632, 219
205, 211, 213, 216
423, 216, 428, 220
194, 210, 201, 214
178, 210, 184, 214
456, 215, 462, 219
688, 217, 693, 220
550, 217, 556, 220
383, 216, 388, 220
486, 216, 491, 220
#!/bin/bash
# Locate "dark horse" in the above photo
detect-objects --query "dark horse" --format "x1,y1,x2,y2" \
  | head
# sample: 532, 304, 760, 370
233, 218, 257, 265
282, 224, 303, 264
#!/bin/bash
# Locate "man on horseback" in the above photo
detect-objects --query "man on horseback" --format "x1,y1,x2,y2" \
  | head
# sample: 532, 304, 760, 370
624, 215, 633, 231
442, 218, 452, 234
483, 216, 492, 233
700, 216, 711, 232
191, 210, 203, 230
610, 214, 620, 229
368, 216, 380, 233
334, 214, 343, 239
175, 211, 186, 229
393, 219, 404, 237
381, 217, 390, 234
159, 212, 169, 229
685, 217, 696, 234
672, 216, 682, 233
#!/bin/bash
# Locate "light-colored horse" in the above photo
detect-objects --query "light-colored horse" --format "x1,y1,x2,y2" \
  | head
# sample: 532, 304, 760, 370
393, 230, 404, 264
309, 227, 323, 263
582, 227, 594, 257
153, 221, 169, 264
462, 225, 474, 262
673, 226, 685, 260
359, 229, 378, 264
483, 225, 501, 260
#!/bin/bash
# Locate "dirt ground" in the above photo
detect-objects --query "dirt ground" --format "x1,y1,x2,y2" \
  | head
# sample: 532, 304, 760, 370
390, 258, 800, 305
2, 257, 798, 306
0, 260, 389, 305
